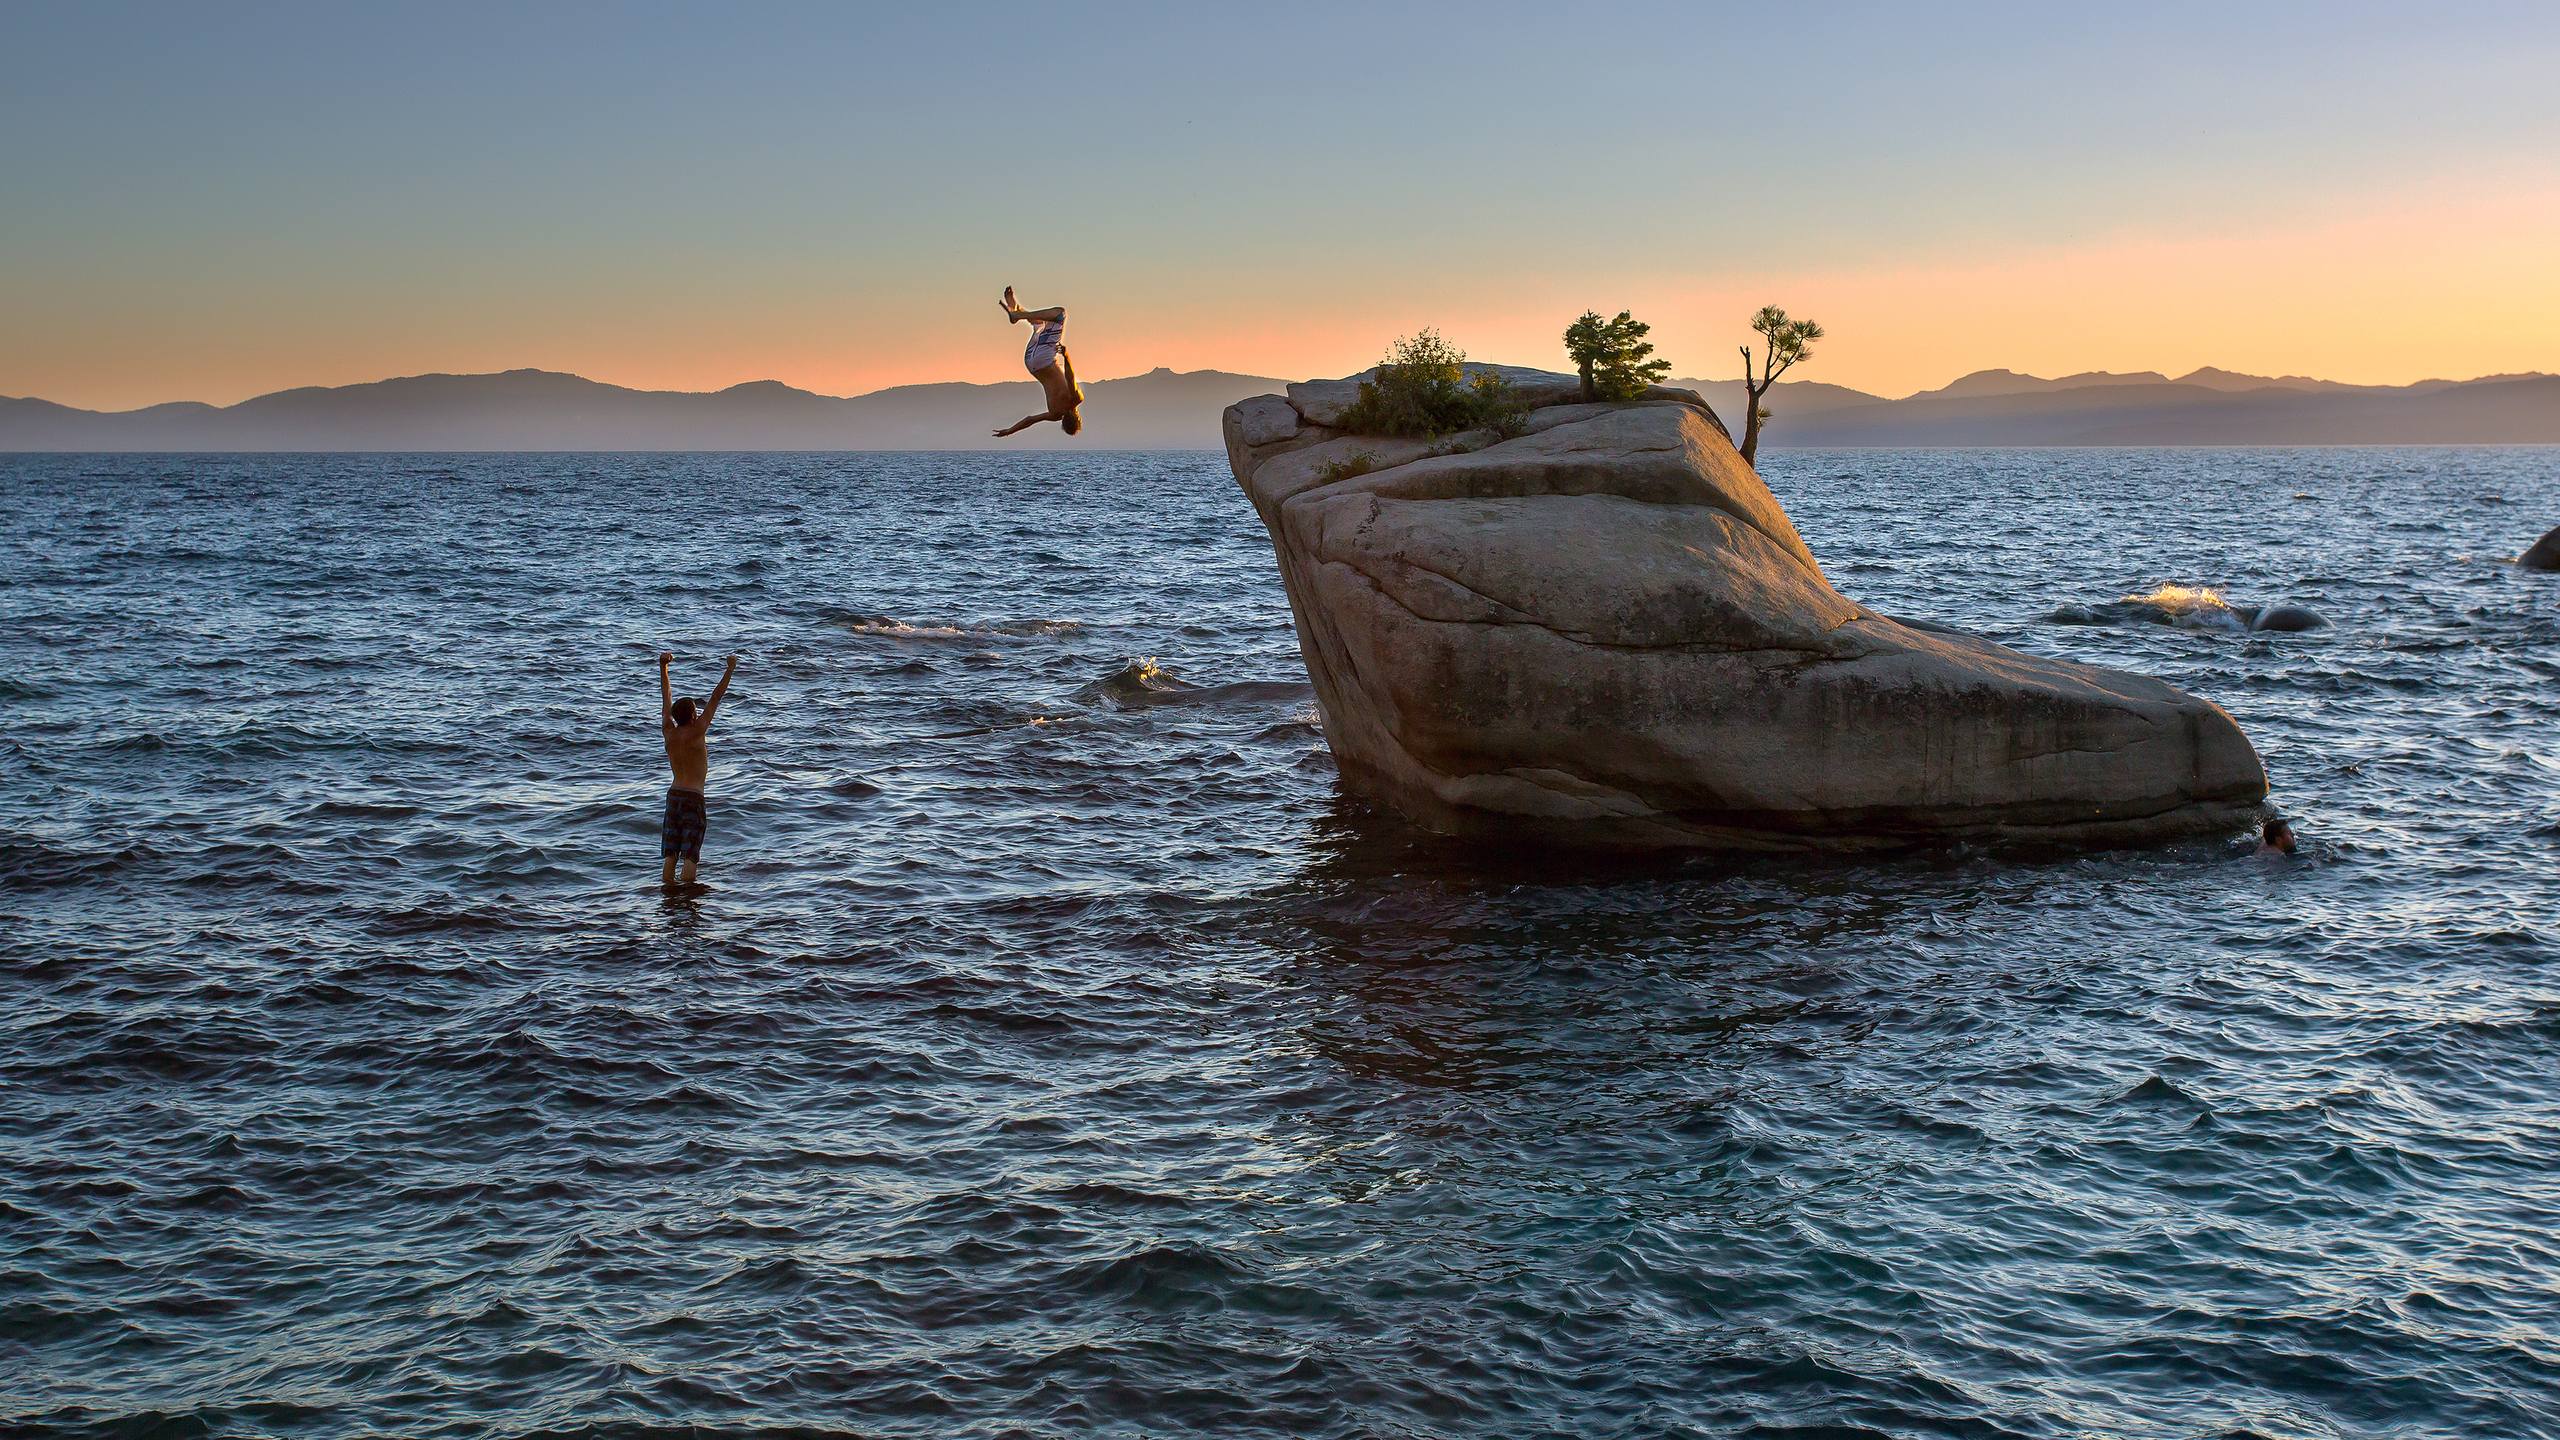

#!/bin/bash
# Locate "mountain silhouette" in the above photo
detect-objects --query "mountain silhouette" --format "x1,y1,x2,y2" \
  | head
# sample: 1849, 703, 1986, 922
1671, 368, 2558, 446
0, 367, 1283, 451
4, 364, 2554, 450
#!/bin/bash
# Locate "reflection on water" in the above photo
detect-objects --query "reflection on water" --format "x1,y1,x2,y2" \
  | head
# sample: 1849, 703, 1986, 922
1, 447, 2555, 1438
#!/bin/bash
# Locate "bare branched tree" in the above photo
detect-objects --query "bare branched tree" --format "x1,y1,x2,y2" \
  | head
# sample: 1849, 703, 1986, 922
1737, 305, 1824, 464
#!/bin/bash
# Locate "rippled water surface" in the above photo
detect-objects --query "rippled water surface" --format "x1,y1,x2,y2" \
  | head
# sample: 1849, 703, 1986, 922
5, 448, 2557, 1438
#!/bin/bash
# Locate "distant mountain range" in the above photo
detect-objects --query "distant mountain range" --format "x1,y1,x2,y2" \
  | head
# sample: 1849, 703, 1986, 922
0, 368, 1280, 452
4, 364, 2555, 451
1671, 367, 2560, 446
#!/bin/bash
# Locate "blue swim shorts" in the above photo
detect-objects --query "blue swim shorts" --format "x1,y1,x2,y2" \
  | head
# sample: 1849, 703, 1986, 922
661, 787, 707, 860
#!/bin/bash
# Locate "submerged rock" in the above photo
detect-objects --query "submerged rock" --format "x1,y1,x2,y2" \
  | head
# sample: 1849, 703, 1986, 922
2523, 525, 2560, 571
2047, 586, 2322, 636
2248, 603, 2326, 633
1223, 367, 2268, 851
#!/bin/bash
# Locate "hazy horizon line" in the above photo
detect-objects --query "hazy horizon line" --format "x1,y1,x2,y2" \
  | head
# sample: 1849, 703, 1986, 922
14, 358, 2557, 418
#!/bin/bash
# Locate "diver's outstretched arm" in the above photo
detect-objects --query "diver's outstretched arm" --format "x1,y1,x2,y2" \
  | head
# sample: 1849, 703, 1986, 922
993, 410, 1060, 437
1000, 285, 1065, 326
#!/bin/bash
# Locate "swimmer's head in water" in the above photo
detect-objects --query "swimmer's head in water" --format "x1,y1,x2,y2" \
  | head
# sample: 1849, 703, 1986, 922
2262, 817, 2295, 854
1061, 412, 1083, 436
672, 696, 698, 727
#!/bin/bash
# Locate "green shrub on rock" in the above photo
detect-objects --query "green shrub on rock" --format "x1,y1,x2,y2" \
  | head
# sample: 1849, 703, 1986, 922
1336, 330, 1524, 439
1313, 451, 1381, 483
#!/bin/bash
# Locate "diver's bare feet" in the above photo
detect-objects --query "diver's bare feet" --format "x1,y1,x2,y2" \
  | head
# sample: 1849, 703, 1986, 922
1001, 285, 1019, 321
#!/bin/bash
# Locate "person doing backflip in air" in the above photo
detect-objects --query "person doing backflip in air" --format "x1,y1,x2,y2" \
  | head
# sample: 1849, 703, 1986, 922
993, 286, 1085, 438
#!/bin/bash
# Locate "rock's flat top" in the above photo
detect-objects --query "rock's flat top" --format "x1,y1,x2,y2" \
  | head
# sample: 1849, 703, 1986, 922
1223, 368, 2268, 850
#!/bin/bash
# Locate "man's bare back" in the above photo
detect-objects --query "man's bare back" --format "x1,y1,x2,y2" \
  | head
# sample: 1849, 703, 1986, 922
657, 651, 737, 888
665, 712, 712, 791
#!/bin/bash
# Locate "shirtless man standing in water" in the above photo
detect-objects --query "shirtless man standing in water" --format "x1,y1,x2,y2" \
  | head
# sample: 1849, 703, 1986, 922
993, 286, 1085, 438
658, 651, 737, 889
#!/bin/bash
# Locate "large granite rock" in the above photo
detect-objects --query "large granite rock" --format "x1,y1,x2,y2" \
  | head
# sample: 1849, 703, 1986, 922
1224, 367, 2269, 850
2522, 525, 2560, 571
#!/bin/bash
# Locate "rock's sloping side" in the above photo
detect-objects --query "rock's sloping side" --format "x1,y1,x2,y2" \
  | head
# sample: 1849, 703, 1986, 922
1225, 367, 2268, 850
2521, 525, 2560, 571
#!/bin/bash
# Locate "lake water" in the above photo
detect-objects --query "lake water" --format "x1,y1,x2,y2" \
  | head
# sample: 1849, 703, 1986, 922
4, 447, 2556, 1438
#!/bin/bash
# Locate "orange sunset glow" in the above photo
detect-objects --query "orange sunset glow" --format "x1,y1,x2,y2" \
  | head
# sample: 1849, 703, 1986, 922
7, 10, 2555, 409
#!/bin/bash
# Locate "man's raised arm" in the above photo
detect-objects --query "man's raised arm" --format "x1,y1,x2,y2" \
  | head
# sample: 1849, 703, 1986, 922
702, 655, 739, 728
659, 650, 675, 725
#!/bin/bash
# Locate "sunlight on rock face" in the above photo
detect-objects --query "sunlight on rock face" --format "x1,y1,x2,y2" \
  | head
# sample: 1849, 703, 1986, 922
1225, 373, 2268, 851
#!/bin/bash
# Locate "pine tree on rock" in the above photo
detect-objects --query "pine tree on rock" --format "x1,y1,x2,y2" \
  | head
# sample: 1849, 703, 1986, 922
1737, 305, 1825, 464
1563, 311, 1673, 403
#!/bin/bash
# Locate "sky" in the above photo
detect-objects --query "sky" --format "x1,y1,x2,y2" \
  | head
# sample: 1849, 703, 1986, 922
4, 1, 2558, 410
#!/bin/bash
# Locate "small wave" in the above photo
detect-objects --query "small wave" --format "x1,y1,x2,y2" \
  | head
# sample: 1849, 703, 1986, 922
0, 838, 160, 888
838, 613, 974, 640
926, 1000, 1076, 1036
1250, 717, 1325, 744
834, 611, 1082, 642
2048, 584, 2322, 635
2126, 583, 2246, 629
1059, 1240, 1258, 1305
1077, 658, 1194, 707
92, 730, 173, 753
2119, 1073, 2205, 1106
1074, 659, 1313, 711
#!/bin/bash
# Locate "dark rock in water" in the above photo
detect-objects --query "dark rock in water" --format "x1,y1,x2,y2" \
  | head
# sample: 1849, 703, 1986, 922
1223, 366, 2269, 852
2249, 604, 2326, 633
2522, 525, 2560, 571
1079, 659, 1197, 708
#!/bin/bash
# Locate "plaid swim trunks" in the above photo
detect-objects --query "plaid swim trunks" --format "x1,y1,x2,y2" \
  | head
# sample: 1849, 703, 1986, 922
661, 786, 707, 860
